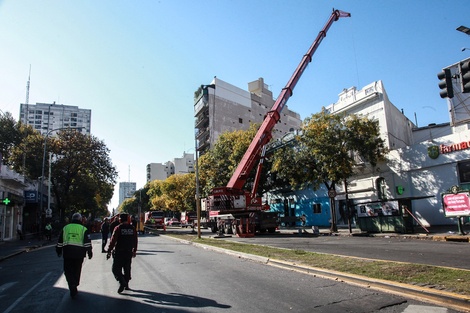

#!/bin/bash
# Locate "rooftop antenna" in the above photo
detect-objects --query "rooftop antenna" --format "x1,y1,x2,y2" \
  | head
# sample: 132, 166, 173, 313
128, 165, 131, 182
26, 65, 31, 105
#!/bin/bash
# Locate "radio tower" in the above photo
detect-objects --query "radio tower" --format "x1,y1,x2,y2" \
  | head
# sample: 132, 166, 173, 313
25, 65, 31, 105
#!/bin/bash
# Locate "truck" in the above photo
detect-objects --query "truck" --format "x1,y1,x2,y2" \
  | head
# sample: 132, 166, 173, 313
143, 210, 166, 232
205, 9, 351, 237
180, 211, 197, 228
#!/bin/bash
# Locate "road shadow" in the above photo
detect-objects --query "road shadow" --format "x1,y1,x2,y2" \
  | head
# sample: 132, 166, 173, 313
53, 288, 231, 313
125, 289, 231, 310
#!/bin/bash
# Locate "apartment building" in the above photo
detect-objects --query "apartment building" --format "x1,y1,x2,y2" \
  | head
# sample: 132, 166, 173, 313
194, 77, 302, 155
146, 152, 194, 183
119, 182, 136, 206
19, 102, 91, 136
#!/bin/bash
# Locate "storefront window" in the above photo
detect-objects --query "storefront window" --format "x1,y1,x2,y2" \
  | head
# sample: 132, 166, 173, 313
457, 161, 470, 187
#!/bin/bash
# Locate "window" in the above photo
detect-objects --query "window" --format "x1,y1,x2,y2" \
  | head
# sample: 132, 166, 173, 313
239, 118, 243, 124
312, 203, 321, 214
458, 161, 470, 183
376, 177, 386, 200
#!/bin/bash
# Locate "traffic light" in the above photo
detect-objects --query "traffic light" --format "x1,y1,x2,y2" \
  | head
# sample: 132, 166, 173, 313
460, 60, 470, 93
437, 69, 454, 99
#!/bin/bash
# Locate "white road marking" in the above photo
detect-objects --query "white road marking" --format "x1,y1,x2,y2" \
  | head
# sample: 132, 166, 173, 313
2, 272, 51, 313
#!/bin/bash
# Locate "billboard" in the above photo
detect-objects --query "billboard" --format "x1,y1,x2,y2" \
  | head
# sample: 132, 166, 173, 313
442, 192, 470, 217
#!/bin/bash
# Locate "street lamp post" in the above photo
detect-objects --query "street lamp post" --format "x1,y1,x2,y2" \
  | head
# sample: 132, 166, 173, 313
39, 126, 82, 236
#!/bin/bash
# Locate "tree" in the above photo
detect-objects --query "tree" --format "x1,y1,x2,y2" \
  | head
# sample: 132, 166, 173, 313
9, 129, 117, 222
272, 109, 388, 232
147, 173, 195, 212
198, 123, 260, 197
0, 112, 36, 166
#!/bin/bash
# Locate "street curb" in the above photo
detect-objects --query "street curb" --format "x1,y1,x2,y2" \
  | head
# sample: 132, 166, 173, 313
268, 259, 470, 313
163, 234, 470, 312
0, 242, 53, 263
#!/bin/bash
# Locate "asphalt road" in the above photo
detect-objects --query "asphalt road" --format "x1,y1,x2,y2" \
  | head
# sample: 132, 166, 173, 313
0, 235, 462, 313
180, 227, 470, 270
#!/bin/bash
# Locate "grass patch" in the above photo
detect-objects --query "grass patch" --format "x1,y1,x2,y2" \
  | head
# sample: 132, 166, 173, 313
167, 233, 470, 295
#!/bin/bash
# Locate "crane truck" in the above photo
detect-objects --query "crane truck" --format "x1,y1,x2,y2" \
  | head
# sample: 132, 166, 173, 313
205, 9, 351, 237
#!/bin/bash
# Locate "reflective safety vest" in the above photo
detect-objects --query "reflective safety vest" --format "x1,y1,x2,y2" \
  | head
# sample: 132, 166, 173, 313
62, 223, 87, 248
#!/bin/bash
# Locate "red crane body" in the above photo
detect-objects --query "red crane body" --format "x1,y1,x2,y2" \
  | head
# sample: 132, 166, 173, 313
207, 9, 350, 236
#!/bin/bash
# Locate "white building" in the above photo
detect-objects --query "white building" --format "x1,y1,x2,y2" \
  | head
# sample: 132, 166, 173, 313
19, 102, 91, 135
173, 152, 194, 174
146, 162, 174, 182
146, 152, 195, 182
270, 72, 470, 229
194, 77, 302, 155
119, 182, 136, 206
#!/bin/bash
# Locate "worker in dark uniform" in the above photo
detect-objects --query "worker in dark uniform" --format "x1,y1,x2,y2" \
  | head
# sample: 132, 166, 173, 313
56, 212, 93, 298
109, 215, 120, 236
107, 213, 138, 293
100, 218, 110, 253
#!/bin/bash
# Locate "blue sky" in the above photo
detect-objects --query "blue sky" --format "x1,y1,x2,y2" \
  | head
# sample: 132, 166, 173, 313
0, 0, 469, 211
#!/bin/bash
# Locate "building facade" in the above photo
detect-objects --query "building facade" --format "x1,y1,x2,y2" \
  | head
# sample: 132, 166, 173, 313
194, 77, 302, 155
19, 102, 91, 135
146, 152, 195, 183
119, 182, 136, 206
0, 163, 26, 241
269, 75, 470, 229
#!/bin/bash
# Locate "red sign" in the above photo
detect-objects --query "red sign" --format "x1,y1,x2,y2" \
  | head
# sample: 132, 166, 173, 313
442, 192, 470, 217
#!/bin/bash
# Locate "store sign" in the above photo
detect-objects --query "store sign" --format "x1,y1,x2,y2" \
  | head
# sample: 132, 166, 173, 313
440, 141, 470, 154
24, 190, 37, 203
442, 192, 470, 217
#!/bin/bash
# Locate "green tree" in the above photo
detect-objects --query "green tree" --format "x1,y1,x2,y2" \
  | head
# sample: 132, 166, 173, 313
198, 123, 260, 196
147, 173, 195, 213
10, 129, 117, 222
0, 112, 36, 166
272, 109, 388, 232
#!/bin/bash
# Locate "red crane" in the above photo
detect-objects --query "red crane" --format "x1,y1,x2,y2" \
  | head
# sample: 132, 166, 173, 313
207, 9, 351, 236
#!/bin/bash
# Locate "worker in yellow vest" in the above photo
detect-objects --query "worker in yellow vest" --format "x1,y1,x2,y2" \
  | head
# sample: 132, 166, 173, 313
56, 212, 93, 299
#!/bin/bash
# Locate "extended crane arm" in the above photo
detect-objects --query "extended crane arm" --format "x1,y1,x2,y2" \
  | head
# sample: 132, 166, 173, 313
226, 9, 351, 191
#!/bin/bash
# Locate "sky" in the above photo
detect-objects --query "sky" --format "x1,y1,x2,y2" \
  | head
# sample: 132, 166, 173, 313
0, 0, 469, 212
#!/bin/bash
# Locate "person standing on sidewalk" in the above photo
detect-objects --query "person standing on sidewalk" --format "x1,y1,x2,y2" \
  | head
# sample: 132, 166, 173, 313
56, 212, 93, 299
17, 222, 24, 240
106, 213, 138, 293
45, 222, 52, 241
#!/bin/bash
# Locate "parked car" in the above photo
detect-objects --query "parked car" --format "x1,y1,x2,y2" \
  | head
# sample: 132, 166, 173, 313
166, 218, 181, 227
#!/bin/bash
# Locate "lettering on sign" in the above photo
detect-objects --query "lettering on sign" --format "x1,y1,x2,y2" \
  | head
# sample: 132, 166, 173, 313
442, 192, 470, 217
440, 141, 470, 154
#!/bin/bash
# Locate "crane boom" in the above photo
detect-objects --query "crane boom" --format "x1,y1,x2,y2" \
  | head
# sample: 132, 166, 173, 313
227, 9, 350, 190
206, 9, 350, 237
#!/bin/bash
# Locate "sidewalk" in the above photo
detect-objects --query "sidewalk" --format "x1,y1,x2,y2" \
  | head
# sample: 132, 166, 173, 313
0, 236, 56, 262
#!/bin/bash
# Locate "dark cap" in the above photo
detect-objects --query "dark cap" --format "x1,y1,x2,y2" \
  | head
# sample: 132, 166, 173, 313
119, 213, 129, 222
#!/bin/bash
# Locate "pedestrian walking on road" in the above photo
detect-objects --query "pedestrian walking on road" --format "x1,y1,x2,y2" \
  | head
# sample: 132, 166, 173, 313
56, 212, 93, 299
101, 218, 110, 253
17, 222, 24, 240
109, 215, 120, 236
107, 213, 138, 293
